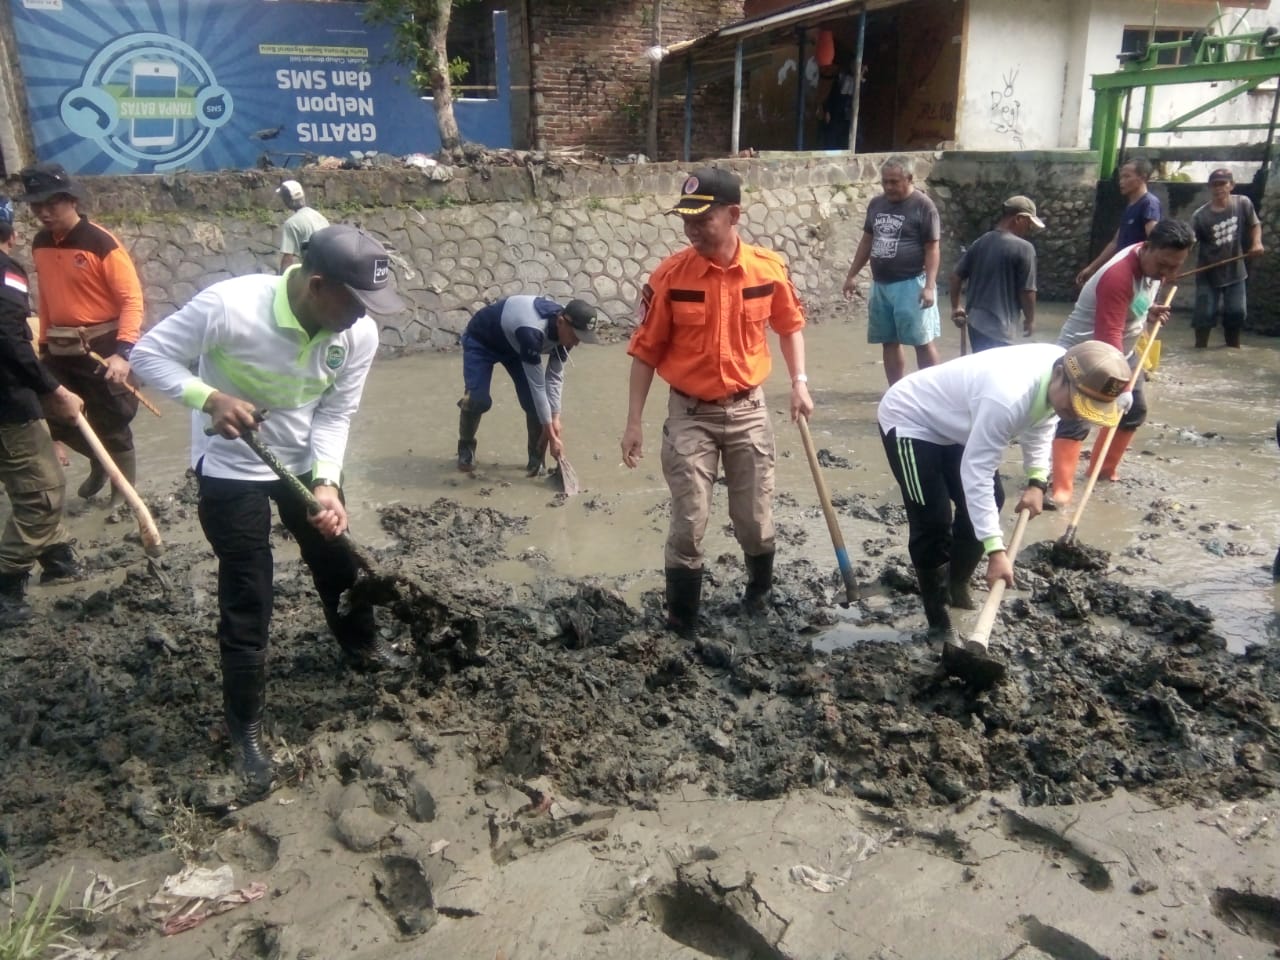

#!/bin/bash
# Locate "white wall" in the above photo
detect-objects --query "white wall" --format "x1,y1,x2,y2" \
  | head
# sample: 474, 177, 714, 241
959, 0, 1072, 149
961, 0, 1280, 156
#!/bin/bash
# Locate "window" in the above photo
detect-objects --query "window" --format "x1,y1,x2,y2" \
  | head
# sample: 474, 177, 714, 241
447, 2, 497, 98
1121, 26, 1207, 66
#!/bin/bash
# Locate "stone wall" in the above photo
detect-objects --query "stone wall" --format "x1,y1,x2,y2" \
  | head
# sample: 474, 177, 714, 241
926, 151, 1102, 302
8, 152, 1279, 351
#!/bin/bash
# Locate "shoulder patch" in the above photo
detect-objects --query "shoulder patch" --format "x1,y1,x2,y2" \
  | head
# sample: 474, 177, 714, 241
638, 283, 654, 325
324, 344, 346, 370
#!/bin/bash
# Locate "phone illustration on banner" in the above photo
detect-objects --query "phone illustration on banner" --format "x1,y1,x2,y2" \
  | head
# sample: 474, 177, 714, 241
130, 60, 179, 148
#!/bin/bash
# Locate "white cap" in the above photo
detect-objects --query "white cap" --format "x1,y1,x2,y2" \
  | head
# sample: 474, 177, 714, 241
278, 180, 305, 204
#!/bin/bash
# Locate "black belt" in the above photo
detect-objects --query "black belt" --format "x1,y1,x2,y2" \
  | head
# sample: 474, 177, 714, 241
674, 386, 755, 406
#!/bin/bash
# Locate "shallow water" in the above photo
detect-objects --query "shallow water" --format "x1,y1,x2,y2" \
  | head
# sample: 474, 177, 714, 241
40, 301, 1280, 653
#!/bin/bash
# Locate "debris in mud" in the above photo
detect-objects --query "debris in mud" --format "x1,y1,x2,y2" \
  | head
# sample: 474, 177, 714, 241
816, 449, 850, 469
2, 490, 1278, 885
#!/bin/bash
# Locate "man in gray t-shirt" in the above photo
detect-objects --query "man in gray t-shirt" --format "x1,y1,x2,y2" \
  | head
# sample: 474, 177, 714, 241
277, 180, 330, 274
1190, 168, 1264, 348
842, 155, 942, 385
949, 195, 1043, 351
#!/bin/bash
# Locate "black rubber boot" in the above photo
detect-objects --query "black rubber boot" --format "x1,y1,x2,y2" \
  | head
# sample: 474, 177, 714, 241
0, 572, 32, 628
525, 412, 545, 477
915, 563, 957, 644
38, 542, 83, 584
664, 567, 703, 638
325, 600, 410, 671
78, 457, 107, 499
742, 551, 774, 615
948, 540, 984, 610
1194, 327, 1211, 349
1224, 327, 1242, 348
222, 658, 274, 796
457, 409, 482, 473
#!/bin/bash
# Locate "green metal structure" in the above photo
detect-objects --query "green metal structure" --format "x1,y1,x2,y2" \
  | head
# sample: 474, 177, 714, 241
1090, 26, 1280, 178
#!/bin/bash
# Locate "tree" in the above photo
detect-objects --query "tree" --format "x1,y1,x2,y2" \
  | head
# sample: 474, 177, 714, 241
364, 0, 463, 151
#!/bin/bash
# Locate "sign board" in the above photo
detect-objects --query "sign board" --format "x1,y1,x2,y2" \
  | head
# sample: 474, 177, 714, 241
7, 0, 444, 173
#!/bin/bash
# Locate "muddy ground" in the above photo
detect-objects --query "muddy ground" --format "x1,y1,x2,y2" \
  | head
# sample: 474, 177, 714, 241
2, 315, 1280, 959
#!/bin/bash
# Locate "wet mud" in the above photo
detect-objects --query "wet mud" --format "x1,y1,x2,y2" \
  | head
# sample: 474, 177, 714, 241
3, 480, 1277, 880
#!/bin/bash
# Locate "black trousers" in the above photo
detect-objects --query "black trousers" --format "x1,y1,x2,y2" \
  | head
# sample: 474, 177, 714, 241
880, 427, 1004, 571
44, 331, 139, 455
197, 471, 360, 670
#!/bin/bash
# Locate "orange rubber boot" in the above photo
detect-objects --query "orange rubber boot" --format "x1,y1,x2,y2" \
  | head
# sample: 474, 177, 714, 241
1095, 427, 1136, 481
1050, 437, 1083, 507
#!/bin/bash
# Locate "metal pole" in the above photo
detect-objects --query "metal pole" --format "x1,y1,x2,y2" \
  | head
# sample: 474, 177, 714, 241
683, 55, 693, 162
1259, 81, 1280, 205
731, 39, 743, 155
1139, 85, 1154, 146
1118, 87, 1133, 167
646, 0, 661, 160
795, 28, 807, 149
847, 6, 866, 152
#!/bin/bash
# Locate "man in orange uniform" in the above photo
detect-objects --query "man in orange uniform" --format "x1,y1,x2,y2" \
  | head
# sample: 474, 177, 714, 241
20, 163, 144, 506
621, 168, 813, 635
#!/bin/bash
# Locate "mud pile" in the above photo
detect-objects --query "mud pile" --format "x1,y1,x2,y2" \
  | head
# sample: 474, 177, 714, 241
1, 492, 1277, 875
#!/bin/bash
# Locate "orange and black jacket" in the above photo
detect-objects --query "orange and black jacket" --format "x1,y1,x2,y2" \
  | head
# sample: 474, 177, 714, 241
31, 215, 144, 358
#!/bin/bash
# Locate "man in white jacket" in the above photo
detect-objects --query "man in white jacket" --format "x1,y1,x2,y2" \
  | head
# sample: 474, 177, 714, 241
131, 225, 404, 795
877, 340, 1130, 648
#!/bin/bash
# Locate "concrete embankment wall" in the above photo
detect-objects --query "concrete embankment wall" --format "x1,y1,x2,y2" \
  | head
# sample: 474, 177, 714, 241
9, 151, 1278, 349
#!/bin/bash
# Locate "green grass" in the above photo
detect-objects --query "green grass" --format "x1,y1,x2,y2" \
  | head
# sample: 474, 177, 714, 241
0, 859, 73, 960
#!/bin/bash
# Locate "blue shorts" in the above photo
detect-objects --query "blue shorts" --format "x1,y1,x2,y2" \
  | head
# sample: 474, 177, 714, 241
867, 274, 941, 346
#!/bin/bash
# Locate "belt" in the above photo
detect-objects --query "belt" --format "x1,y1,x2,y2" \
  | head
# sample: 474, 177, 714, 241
674, 386, 756, 406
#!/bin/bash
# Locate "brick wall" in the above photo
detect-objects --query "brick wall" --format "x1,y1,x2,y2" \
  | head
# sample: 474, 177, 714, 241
528, 0, 742, 157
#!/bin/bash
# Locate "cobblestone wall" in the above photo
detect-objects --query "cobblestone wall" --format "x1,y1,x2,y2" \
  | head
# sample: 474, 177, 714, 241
9, 152, 1276, 351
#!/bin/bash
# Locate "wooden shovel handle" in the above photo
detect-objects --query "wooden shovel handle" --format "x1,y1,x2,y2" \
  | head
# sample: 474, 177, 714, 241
968, 508, 1031, 650
797, 416, 859, 605
1061, 285, 1176, 543
86, 349, 162, 417
74, 413, 163, 556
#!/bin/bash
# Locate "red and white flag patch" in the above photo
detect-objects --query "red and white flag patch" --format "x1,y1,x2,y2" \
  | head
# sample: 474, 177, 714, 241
3, 270, 28, 295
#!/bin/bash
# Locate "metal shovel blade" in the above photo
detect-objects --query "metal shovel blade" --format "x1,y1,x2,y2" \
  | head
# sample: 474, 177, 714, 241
551, 455, 580, 496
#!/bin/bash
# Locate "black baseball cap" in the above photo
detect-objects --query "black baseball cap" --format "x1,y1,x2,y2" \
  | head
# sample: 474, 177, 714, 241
18, 162, 84, 203
302, 225, 405, 315
562, 299, 600, 344
1208, 167, 1234, 184
670, 167, 741, 215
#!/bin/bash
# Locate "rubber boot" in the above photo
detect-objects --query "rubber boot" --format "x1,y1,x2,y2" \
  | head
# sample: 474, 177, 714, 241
1049, 437, 1083, 510
324, 600, 410, 671
108, 448, 136, 509
742, 551, 774, 615
222, 658, 274, 796
457, 409, 482, 473
0, 571, 32, 628
525, 412, 545, 477
38, 542, 83, 584
78, 457, 107, 499
1093, 427, 1136, 482
948, 540, 984, 610
1194, 327, 1211, 349
1224, 327, 1242, 349
915, 563, 957, 644
664, 567, 702, 638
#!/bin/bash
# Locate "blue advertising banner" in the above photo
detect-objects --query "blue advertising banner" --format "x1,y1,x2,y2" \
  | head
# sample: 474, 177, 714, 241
6, 0, 497, 174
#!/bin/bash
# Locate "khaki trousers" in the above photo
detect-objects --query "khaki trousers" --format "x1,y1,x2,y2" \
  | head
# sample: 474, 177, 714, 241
660, 387, 775, 570
0, 420, 69, 574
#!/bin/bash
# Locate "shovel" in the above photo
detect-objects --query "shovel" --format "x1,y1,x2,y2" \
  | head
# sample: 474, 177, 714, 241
942, 509, 1031, 687
1058, 285, 1176, 549
74, 413, 171, 591
797, 416, 859, 606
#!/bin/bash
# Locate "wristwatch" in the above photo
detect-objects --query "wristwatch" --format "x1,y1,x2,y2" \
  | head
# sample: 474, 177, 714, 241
793, 374, 809, 383
1026, 478, 1048, 492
